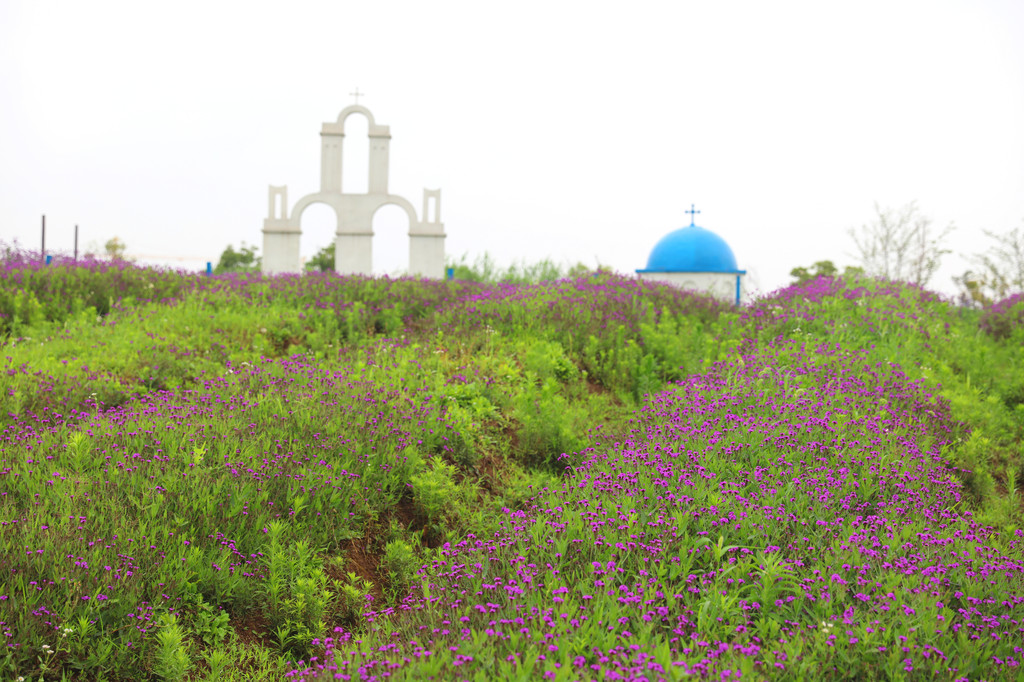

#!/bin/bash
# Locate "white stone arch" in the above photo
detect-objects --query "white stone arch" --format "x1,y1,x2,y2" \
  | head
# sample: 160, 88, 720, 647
293, 197, 342, 270
262, 103, 445, 278
335, 104, 378, 128
371, 195, 418, 226
289, 193, 343, 228
336, 107, 370, 194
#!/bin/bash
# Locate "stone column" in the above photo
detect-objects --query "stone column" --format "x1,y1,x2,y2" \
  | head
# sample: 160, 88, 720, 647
262, 224, 301, 274
407, 189, 445, 278
262, 185, 302, 274
320, 123, 344, 193
408, 233, 445, 278
335, 233, 374, 276
368, 123, 391, 195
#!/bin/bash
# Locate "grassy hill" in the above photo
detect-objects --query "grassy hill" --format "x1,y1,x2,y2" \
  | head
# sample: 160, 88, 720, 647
1, 255, 1022, 681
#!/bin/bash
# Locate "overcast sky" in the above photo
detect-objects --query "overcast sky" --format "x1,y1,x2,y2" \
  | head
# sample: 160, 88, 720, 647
2, 0, 1022, 296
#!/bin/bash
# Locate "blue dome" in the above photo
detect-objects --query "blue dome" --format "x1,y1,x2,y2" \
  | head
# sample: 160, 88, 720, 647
638, 224, 739, 272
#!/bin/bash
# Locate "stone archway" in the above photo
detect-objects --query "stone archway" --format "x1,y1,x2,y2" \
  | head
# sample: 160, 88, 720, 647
261, 103, 445, 277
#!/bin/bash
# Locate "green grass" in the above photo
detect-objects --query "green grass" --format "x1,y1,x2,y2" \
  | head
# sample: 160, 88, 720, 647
0, 261, 1021, 680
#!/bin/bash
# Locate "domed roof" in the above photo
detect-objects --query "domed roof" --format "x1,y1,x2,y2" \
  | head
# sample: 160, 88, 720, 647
638, 224, 739, 273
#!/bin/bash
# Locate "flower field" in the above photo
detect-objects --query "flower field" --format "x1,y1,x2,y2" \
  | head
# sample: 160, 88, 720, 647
1, 255, 1023, 681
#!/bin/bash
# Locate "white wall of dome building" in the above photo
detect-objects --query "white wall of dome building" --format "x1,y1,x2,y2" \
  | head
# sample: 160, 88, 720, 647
636, 271, 747, 305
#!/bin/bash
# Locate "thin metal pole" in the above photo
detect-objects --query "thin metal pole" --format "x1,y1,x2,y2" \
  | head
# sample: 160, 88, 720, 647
74, 225, 79, 261
41, 215, 46, 260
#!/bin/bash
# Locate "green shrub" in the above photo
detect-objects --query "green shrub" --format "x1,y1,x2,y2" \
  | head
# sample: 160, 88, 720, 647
513, 378, 587, 469
520, 340, 578, 382
154, 613, 190, 682
260, 522, 332, 656
411, 457, 459, 523
382, 539, 420, 603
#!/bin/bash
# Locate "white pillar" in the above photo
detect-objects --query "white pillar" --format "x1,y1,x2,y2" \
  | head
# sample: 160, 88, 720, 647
320, 123, 344, 193
335, 233, 373, 276
368, 124, 391, 195
262, 185, 302, 274
408, 189, 445, 278
262, 229, 301, 274
408, 234, 445, 278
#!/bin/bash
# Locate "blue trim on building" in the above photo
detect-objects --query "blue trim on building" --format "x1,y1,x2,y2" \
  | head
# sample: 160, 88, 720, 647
636, 269, 747, 274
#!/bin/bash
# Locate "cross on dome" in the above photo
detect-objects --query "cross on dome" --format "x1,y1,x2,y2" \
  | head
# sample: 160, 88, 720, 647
349, 88, 365, 105
685, 203, 701, 227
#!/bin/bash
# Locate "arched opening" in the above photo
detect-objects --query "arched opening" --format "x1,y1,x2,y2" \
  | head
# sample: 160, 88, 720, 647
423, 189, 440, 222
372, 203, 410, 277
341, 113, 369, 194
299, 202, 337, 272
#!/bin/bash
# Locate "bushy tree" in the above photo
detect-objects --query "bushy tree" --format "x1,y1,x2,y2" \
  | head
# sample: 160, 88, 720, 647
848, 201, 954, 286
789, 260, 837, 285
104, 237, 129, 260
789, 260, 864, 285
305, 242, 335, 272
214, 242, 260, 274
954, 223, 1024, 306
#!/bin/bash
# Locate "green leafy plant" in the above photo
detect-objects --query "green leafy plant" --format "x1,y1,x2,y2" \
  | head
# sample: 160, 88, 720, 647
520, 340, 578, 383
261, 521, 333, 656
382, 539, 420, 603
513, 378, 587, 469
194, 596, 232, 647
411, 456, 459, 523
336, 570, 375, 624
154, 613, 190, 682
202, 648, 230, 681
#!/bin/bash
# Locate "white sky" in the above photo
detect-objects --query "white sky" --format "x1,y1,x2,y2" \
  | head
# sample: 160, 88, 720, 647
2, 0, 1023, 296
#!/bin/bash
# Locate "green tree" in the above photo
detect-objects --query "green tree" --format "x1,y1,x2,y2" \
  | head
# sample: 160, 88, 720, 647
789, 260, 863, 285
848, 201, 954, 286
104, 237, 129, 260
214, 242, 261, 274
789, 260, 838, 285
305, 242, 335, 272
